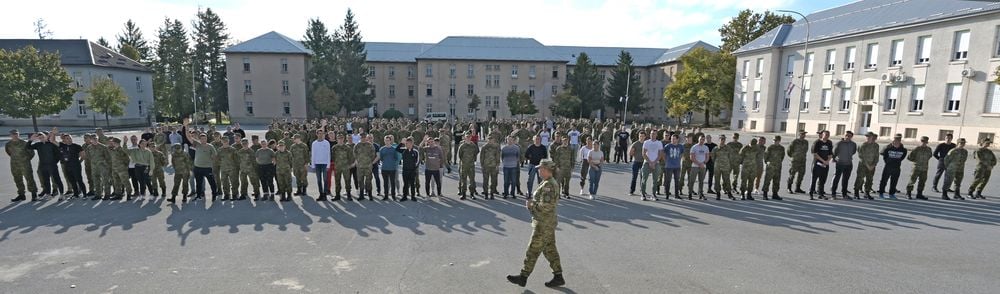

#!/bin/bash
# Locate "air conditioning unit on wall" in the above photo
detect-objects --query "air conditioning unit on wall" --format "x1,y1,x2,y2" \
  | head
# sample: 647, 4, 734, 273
961, 69, 976, 78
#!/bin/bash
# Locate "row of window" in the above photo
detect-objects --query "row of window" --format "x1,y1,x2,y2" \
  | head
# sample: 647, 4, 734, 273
242, 57, 289, 74
244, 101, 292, 116
72, 72, 145, 93
742, 119, 995, 143
243, 80, 290, 95
741, 83, 1000, 114
743, 26, 1000, 78
76, 99, 144, 117
365, 64, 561, 80
386, 83, 555, 99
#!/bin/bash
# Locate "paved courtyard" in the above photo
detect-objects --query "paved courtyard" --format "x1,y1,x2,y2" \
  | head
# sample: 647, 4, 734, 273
1, 129, 999, 293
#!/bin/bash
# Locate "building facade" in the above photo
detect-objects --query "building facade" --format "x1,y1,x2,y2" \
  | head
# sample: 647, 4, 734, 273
226, 32, 721, 123
0, 39, 154, 128
223, 32, 311, 124
731, 0, 1000, 143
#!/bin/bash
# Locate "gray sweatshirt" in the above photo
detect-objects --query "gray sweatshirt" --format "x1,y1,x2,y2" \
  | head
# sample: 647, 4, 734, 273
834, 140, 858, 165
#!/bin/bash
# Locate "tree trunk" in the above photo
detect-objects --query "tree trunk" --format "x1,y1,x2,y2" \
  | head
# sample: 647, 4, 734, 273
215, 111, 222, 124
31, 115, 38, 133
105, 113, 111, 128
703, 108, 711, 127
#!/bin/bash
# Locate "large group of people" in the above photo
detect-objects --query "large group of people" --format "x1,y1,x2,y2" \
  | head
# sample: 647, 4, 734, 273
4, 116, 997, 204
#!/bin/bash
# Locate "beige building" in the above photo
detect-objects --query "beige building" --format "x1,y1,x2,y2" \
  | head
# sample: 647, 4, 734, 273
0, 39, 154, 128
223, 32, 311, 124
226, 32, 720, 123
732, 0, 1000, 143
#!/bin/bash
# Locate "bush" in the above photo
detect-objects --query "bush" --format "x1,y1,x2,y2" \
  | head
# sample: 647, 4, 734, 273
382, 109, 405, 119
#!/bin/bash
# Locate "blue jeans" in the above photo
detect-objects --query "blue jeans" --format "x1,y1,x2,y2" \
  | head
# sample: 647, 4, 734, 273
313, 164, 328, 196
588, 166, 602, 195
527, 164, 540, 194
372, 164, 381, 194
630, 161, 642, 193
503, 167, 518, 195
664, 167, 681, 195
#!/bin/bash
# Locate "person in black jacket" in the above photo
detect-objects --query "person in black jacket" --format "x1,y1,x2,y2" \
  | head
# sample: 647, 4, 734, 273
879, 134, 908, 199
931, 133, 956, 192
397, 137, 420, 200
29, 132, 64, 197
809, 131, 834, 200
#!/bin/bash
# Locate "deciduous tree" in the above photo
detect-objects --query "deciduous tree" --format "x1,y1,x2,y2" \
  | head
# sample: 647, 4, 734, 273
86, 77, 129, 127
0, 46, 75, 132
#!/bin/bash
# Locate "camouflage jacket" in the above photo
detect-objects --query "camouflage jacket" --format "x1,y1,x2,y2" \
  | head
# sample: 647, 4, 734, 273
765, 143, 785, 166
787, 138, 809, 162
975, 148, 996, 169
907, 145, 933, 170
529, 177, 560, 228
480, 142, 501, 168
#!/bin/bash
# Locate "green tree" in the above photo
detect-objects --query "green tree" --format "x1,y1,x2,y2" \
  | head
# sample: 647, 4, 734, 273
468, 94, 481, 120
120, 44, 141, 61
382, 108, 404, 119
116, 19, 150, 61
332, 9, 372, 113
664, 47, 736, 126
564, 52, 604, 118
605, 50, 647, 116
86, 77, 129, 127
303, 18, 338, 115
0, 46, 75, 132
97, 37, 111, 48
152, 18, 193, 120
718, 9, 795, 53
994, 65, 1000, 84
506, 90, 537, 119
311, 84, 341, 117
192, 7, 230, 123
549, 90, 581, 118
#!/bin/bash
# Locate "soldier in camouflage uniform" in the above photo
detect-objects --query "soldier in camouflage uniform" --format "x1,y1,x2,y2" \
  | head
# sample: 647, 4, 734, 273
855, 132, 880, 200
274, 142, 293, 201
552, 136, 574, 199
151, 144, 168, 197
737, 138, 759, 200
109, 138, 133, 200
598, 127, 613, 166
170, 144, 192, 202
354, 135, 377, 200
712, 135, 735, 200
333, 133, 356, 200
82, 134, 95, 196
458, 134, 480, 199
906, 136, 933, 200
506, 159, 564, 288
237, 139, 259, 200
290, 135, 310, 196
679, 134, 693, 194
217, 139, 239, 200
211, 135, 224, 189
7, 130, 38, 201
786, 131, 808, 194
480, 136, 502, 199
762, 136, 785, 200
968, 139, 996, 199
727, 133, 744, 193
941, 138, 969, 200
439, 127, 453, 174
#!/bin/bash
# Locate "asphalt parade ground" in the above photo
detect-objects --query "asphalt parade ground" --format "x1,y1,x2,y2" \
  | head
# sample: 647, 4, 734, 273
1, 129, 998, 293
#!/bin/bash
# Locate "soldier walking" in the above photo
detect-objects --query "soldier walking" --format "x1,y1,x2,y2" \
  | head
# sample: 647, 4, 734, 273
552, 136, 574, 199
941, 138, 968, 200
506, 159, 565, 288
968, 139, 996, 199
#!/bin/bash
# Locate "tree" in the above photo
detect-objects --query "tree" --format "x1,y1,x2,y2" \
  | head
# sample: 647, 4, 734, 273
332, 9, 372, 113
468, 94, 481, 120
506, 90, 537, 119
192, 8, 230, 123
718, 9, 795, 53
303, 18, 337, 115
605, 50, 647, 117
97, 37, 111, 48
34, 18, 53, 39
995, 65, 1000, 84
116, 19, 150, 61
564, 52, 604, 118
86, 77, 129, 127
664, 47, 736, 126
549, 90, 581, 118
311, 84, 341, 117
0, 46, 75, 132
120, 44, 141, 61
382, 108, 404, 119
152, 18, 193, 120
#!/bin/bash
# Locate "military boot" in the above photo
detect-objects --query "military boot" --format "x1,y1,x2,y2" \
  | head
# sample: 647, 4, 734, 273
544, 274, 565, 288
12, 195, 26, 202
906, 189, 913, 199
942, 189, 951, 200
772, 192, 783, 201
976, 191, 984, 199
506, 274, 527, 287
727, 192, 736, 200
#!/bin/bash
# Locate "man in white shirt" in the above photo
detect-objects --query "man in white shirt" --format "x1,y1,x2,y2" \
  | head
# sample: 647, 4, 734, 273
641, 133, 665, 200
540, 129, 551, 147
311, 132, 332, 200
568, 128, 581, 162
351, 128, 363, 144
578, 138, 592, 196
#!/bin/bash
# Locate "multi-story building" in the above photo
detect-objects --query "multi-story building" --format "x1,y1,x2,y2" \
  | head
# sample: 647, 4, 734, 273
731, 0, 1000, 143
225, 32, 720, 123
0, 39, 154, 127
224, 32, 312, 124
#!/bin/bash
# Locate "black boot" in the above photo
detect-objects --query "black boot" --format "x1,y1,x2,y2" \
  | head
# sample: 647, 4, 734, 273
544, 274, 565, 287
506, 274, 527, 287
942, 190, 951, 200
12, 195, 26, 202
772, 192, 783, 201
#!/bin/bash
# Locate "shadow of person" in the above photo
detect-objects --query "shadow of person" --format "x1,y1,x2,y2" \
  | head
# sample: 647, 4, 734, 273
0, 197, 162, 243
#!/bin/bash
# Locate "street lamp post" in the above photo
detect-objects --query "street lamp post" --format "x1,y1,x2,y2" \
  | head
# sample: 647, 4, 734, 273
621, 66, 631, 126
778, 9, 810, 134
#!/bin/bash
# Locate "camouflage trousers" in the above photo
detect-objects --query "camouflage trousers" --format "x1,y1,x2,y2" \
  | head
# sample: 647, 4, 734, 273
855, 164, 877, 193
172, 172, 190, 197
276, 169, 292, 194
906, 168, 928, 194
239, 168, 260, 197
713, 167, 732, 194
293, 164, 308, 190
152, 169, 166, 195
357, 168, 374, 197
740, 167, 760, 193
969, 167, 992, 193
521, 224, 562, 277
221, 168, 239, 197
112, 168, 132, 196
482, 166, 499, 194
459, 164, 476, 195
84, 160, 94, 193
91, 166, 110, 197
942, 170, 964, 193
11, 162, 37, 196
556, 165, 572, 195
761, 164, 782, 193
730, 165, 742, 192
787, 160, 806, 189
334, 168, 352, 195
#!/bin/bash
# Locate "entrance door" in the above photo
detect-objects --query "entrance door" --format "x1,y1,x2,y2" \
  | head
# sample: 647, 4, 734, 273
858, 105, 873, 134
488, 110, 496, 119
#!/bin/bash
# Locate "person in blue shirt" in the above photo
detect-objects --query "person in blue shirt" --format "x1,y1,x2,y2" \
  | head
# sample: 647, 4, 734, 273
663, 134, 684, 199
378, 135, 399, 200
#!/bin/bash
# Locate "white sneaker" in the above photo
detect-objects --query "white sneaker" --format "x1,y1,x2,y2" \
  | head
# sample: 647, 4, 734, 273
590, 195, 596, 200
579, 189, 585, 195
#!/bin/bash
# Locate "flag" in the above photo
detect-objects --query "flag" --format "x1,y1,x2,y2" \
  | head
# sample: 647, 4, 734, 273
619, 96, 625, 103
785, 81, 796, 96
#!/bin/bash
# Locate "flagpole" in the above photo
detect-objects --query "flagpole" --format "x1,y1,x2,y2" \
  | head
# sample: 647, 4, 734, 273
622, 66, 631, 126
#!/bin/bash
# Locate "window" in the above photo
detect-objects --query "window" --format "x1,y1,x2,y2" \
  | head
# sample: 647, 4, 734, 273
739, 92, 747, 111
845, 46, 856, 70
137, 100, 144, 116
449, 64, 456, 78
77, 100, 87, 115
805, 53, 814, 75
917, 36, 932, 64
884, 86, 899, 111
485, 75, 492, 88
995, 26, 1000, 57
797, 123, 806, 133
836, 124, 846, 136
369, 86, 375, 98
283, 102, 291, 115
371, 103, 377, 117
281, 80, 290, 95
73, 72, 84, 88
825, 49, 836, 72
821, 89, 832, 111
911, 85, 925, 112
782, 93, 790, 111
407, 66, 415, 79
243, 80, 252, 94
801, 89, 811, 111
840, 88, 852, 111
601, 70, 607, 80
511, 85, 518, 92
467, 64, 474, 78
511, 65, 519, 78
493, 75, 500, 88
467, 84, 474, 97
551, 85, 558, 96
742, 60, 750, 78
890, 40, 904, 66
388, 66, 395, 79
552, 66, 559, 79
408, 103, 415, 115
755, 58, 764, 78
449, 84, 456, 98
426, 103, 433, 113
750, 120, 757, 130
135, 76, 143, 92
529, 85, 536, 98
953, 30, 970, 60
866, 43, 879, 69
529, 65, 536, 79
905, 128, 917, 139
946, 83, 962, 112
818, 124, 827, 133
880, 127, 892, 137
737, 120, 744, 129
245, 101, 254, 115
407, 85, 415, 98
494, 64, 501, 72
779, 122, 787, 132
281, 58, 288, 73
388, 85, 396, 98
752, 91, 761, 110
426, 84, 433, 97
986, 83, 1000, 113
425, 64, 433, 77
242, 57, 250, 72
938, 130, 954, 141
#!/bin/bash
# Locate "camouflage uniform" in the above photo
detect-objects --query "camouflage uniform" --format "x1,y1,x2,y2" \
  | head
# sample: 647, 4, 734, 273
218, 144, 239, 199
711, 143, 732, 198
480, 141, 501, 196
290, 141, 310, 193
110, 142, 133, 197
906, 144, 933, 197
855, 141, 880, 196
551, 143, 574, 196
680, 140, 693, 192
6, 138, 37, 199
787, 136, 808, 191
237, 145, 260, 198
354, 141, 377, 198
171, 145, 192, 198
458, 140, 480, 196
211, 140, 223, 188
726, 136, 744, 192
942, 145, 969, 198
520, 160, 562, 277
762, 138, 785, 197
969, 145, 996, 197
333, 142, 355, 197
151, 146, 168, 196
738, 140, 760, 199
275, 149, 293, 199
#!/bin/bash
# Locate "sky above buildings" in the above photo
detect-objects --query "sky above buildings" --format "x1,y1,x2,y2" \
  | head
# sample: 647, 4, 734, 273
3, 0, 846, 49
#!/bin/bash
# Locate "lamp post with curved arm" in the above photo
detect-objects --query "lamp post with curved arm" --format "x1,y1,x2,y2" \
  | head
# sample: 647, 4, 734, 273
777, 9, 810, 134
